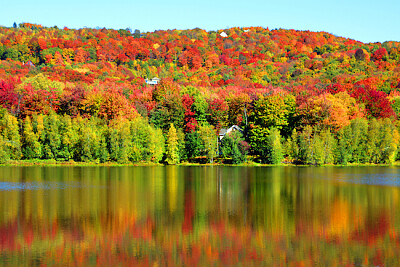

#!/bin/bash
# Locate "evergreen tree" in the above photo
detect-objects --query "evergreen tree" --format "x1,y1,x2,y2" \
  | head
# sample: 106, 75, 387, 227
184, 131, 204, 159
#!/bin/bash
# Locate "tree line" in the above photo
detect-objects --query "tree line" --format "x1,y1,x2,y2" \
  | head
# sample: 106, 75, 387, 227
0, 108, 399, 165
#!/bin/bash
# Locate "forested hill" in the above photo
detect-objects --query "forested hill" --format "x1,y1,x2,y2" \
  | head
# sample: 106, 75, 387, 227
0, 23, 400, 165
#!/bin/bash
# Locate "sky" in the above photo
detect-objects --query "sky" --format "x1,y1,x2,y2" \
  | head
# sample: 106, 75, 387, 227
1, 0, 399, 43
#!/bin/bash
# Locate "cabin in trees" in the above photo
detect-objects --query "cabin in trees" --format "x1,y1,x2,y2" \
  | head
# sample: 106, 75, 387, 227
23, 60, 35, 67
145, 77, 160, 85
219, 125, 242, 140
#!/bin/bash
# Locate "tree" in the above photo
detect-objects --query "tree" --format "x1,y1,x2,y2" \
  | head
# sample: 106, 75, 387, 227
266, 127, 284, 164
249, 93, 296, 159
198, 123, 218, 163
42, 113, 61, 159
0, 109, 22, 159
184, 131, 204, 159
285, 129, 299, 163
220, 130, 248, 164
0, 136, 9, 163
166, 123, 180, 164
22, 116, 41, 159
320, 129, 336, 164
148, 127, 165, 163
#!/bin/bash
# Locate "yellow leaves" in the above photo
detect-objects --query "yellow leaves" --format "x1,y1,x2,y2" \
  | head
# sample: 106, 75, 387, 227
303, 92, 365, 130
19, 73, 65, 94
74, 67, 90, 74
152, 43, 160, 49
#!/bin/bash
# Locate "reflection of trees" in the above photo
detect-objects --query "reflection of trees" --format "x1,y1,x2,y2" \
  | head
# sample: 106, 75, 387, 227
0, 166, 399, 264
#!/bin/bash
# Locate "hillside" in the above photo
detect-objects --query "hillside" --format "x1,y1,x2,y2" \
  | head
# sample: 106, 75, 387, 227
0, 23, 400, 164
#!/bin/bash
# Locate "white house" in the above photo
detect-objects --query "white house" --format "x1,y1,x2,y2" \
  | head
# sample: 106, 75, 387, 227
145, 77, 160, 85
220, 32, 228, 38
219, 125, 243, 140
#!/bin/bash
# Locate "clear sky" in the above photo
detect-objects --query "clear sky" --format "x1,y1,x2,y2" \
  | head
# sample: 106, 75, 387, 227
1, 0, 399, 43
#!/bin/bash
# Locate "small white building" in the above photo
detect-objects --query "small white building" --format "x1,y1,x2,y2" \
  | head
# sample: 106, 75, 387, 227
145, 77, 160, 85
220, 32, 228, 38
219, 125, 242, 140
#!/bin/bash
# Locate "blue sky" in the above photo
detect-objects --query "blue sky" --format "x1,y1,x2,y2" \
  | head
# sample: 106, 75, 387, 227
1, 0, 399, 43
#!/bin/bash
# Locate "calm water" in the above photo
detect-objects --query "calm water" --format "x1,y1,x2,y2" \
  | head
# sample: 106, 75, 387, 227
0, 166, 399, 266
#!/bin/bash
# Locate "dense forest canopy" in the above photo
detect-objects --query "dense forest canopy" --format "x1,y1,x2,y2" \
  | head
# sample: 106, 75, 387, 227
0, 23, 400, 164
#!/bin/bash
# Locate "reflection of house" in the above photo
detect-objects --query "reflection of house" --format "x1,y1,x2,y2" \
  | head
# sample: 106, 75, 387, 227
145, 77, 160, 85
219, 125, 242, 140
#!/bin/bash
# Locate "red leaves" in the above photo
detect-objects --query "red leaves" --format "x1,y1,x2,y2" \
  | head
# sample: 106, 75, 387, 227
0, 79, 19, 113
351, 84, 395, 119
19, 84, 60, 117
182, 94, 198, 132
372, 47, 388, 61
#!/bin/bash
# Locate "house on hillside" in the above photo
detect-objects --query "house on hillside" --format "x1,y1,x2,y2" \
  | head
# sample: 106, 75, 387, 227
219, 125, 243, 140
220, 32, 228, 38
145, 77, 160, 85
23, 60, 35, 67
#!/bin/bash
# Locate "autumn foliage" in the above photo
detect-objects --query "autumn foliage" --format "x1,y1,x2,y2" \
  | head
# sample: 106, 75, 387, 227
0, 24, 399, 163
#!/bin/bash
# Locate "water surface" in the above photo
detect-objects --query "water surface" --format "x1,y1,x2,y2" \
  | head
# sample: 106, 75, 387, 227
0, 166, 399, 265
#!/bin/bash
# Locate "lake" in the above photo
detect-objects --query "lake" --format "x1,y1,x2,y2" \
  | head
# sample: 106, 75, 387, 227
0, 166, 399, 265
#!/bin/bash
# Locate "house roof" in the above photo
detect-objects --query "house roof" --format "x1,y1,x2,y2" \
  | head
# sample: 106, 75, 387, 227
219, 125, 243, 139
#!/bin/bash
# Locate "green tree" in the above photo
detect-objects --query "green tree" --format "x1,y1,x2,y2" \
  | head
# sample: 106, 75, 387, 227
166, 123, 180, 164
42, 113, 61, 159
221, 131, 248, 164
57, 115, 78, 160
299, 125, 313, 164
0, 136, 9, 163
349, 118, 368, 163
365, 119, 380, 163
184, 131, 204, 159
0, 109, 22, 159
198, 123, 218, 163
285, 129, 299, 162
335, 126, 352, 165
148, 127, 165, 163
377, 119, 399, 164
320, 129, 336, 164
22, 116, 41, 159
73, 117, 101, 162
311, 133, 324, 165
266, 127, 284, 164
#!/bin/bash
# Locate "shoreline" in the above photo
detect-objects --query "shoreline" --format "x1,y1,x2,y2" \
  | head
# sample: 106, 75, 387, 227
1, 159, 398, 167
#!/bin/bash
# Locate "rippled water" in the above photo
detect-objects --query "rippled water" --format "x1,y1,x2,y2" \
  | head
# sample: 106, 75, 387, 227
0, 166, 399, 265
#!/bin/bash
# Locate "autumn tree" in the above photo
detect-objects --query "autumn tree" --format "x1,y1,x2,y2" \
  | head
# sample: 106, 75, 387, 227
198, 123, 218, 163
166, 123, 180, 164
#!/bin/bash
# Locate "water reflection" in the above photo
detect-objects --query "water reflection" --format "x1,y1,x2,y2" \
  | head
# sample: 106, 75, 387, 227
0, 166, 399, 265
